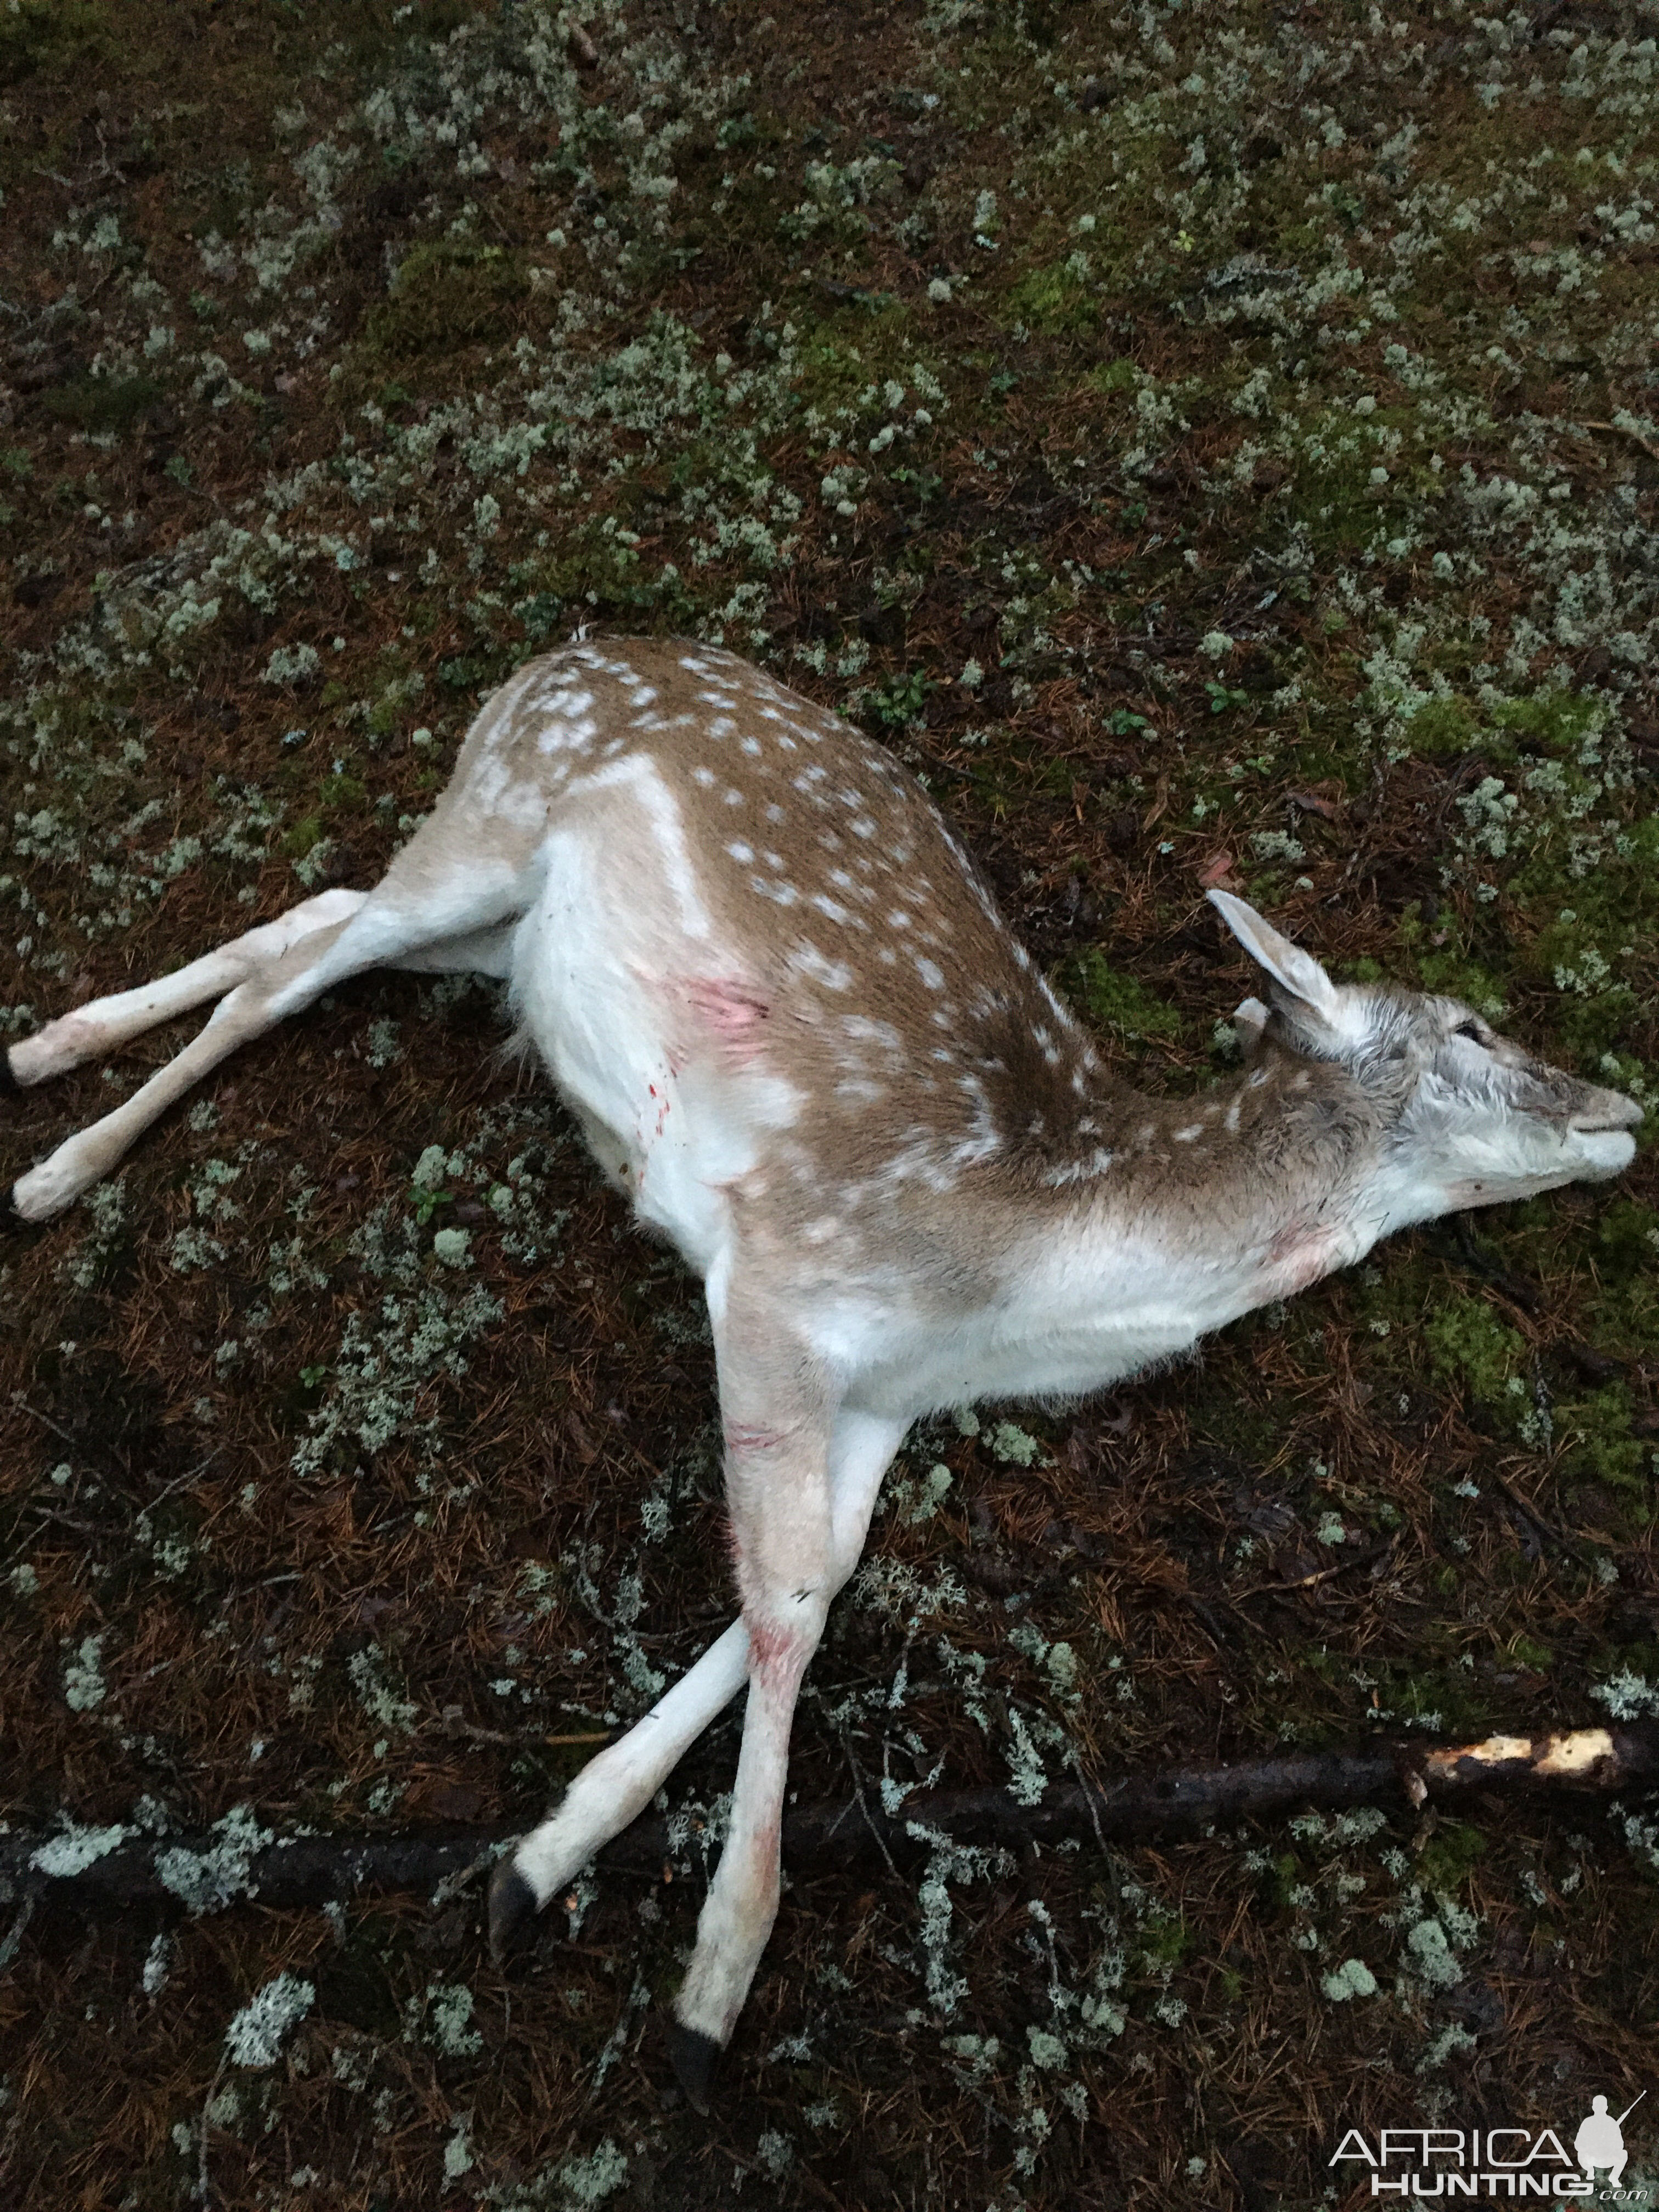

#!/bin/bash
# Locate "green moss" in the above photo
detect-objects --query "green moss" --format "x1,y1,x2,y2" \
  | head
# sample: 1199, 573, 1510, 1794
1489, 691, 1606, 752
1186, 1377, 1283, 1468
1422, 1293, 1525, 1407
1137, 1912, 1191, 1968
1413, 950, 1508, 1021
1057, 949, 1183, 1046
1001, 259, 1098, 336
361, 241, 531, 364
1595, 1200, 1659, 1287
788, 305, 918, 416
518, 517, 697, 629
318, 770, 366, 811
1556, 1384, 1650, 1499
1086, 357, 1138, 396
1404, 698, 1479, 758
1260, 1850, 1304, 1911
1415, 1819, 1486, 1896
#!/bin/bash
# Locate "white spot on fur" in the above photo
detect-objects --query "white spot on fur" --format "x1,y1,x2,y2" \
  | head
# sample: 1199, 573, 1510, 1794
795, 944, 852, 991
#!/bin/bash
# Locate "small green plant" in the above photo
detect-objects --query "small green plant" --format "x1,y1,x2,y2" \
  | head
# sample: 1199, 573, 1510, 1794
1415, 1820, 1486, 1895
1087, 358, 1138, 395
890, 465, 943, 501
867, 669, 932, 727
1002, 261, 1097, 336
1204, 681, 1250, 715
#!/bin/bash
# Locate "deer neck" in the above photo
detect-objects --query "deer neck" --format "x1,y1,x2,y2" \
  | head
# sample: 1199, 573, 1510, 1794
1011, 1047, 1394, 1369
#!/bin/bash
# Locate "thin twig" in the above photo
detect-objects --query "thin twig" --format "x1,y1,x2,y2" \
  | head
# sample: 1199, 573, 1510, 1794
1235, 1538, 1396, 1600
11, 1395, 97, 1460
835, 1724, 902, 1882
198, 2057, 225, 2208
437, 1705, 608, 1749
1491, 1471, 1584, 1562
428, 1837, 511, 1912
1582, 418, 1659, 465
0, 1893, 36, 1981
142, 1452, 223, 1514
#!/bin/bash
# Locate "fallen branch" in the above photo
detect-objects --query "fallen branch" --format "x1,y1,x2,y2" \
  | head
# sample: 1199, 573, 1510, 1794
4, 1725, 1654, 1922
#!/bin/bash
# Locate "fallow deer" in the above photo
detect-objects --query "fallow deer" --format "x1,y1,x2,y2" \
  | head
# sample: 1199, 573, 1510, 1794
3, 639, 1640, 2105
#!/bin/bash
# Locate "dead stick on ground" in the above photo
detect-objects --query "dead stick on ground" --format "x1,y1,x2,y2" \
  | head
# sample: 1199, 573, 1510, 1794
4, 1725, 1655, 1932
1582, 418, 1659, 465
1490, 1471, 1584, 1561
1236, 1537, 1396, 1600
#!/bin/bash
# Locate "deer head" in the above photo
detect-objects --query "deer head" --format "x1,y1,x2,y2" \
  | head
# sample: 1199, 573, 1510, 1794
1209, 888, 1642, 1226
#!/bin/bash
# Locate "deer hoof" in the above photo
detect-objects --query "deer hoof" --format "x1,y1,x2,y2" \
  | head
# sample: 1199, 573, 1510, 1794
0, 1049, 18, 1097
487, 1858, 539, 1965
1, 1185, 26, 1233
666, 2021, 722, 2115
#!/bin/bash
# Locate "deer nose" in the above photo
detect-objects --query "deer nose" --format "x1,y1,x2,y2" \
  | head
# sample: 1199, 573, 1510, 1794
1569, 1092, 1644, 1134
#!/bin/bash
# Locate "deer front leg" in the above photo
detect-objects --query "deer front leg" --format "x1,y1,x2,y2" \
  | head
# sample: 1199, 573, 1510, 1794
488, 1408, 906, 1972
490, 1616, 754, 1956
665, 1319, 840, 2111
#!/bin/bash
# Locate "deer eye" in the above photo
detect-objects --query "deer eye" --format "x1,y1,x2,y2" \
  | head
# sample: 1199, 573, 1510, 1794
1451, 1019, 1483, 1043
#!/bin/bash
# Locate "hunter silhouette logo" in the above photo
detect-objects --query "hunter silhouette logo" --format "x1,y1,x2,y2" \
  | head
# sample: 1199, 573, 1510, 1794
1576, 2095, 1643, 2191
1330, 2091, 1650, 2198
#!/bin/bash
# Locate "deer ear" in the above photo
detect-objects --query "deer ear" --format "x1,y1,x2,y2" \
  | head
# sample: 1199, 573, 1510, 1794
1207, 890, 1342, 1030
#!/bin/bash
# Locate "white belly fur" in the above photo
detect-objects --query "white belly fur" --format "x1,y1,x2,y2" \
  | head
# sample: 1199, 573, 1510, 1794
507, 803, 793, 1281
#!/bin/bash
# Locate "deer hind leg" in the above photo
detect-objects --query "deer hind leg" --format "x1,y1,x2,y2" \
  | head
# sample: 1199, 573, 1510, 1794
489, 1407, 907, 2039
7, 870, 530, 1224
3, 888, 366, 1092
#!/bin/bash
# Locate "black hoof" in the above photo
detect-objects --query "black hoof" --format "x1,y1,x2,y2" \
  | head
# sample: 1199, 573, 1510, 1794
487, 1858, 539, 1965
1, 1187, 26, 1233
0, 1049, 18, 1097
666, 2019, 723, 2115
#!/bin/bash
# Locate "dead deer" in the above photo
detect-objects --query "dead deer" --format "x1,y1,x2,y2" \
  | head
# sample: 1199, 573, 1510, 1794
2, 639, 1641, 2106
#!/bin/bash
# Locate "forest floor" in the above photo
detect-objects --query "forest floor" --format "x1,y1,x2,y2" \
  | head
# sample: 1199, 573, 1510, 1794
2, 1, 1658, 2205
